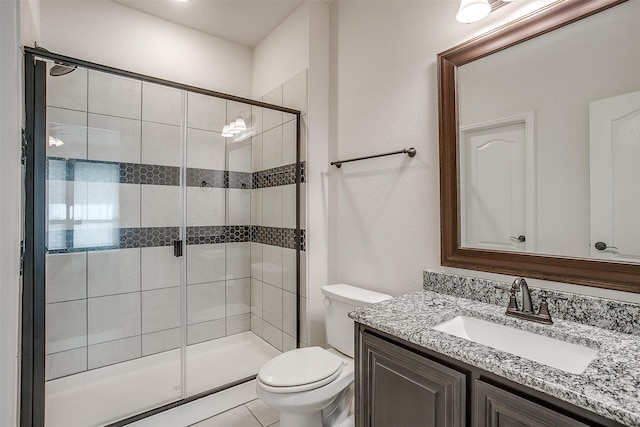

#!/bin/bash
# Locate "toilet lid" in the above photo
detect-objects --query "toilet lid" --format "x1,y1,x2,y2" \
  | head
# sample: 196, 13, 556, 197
258, 347, 344, 388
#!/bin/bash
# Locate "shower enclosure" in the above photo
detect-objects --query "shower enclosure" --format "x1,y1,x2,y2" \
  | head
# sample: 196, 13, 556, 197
22, 49, 303, 427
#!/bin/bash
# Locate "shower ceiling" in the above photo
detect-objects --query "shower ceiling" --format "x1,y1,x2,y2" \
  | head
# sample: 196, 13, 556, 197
112, 0, 305, 47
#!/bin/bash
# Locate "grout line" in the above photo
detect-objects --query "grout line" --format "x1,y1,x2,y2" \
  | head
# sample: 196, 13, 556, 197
244, 401, 265, 427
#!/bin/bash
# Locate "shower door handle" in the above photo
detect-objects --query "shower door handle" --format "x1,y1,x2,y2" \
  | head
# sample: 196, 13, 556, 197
173, 240, 183, 257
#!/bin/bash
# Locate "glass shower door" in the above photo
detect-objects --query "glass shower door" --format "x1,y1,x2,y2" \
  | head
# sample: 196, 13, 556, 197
184, 95, 274, 396
44, 64, 184, 426
32, 52, 301, 427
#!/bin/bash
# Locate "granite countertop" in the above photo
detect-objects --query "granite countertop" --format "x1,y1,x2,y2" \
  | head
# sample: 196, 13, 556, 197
349, 290, 640, 426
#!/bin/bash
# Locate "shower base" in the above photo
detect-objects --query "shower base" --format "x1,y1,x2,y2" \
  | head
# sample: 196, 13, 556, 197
45, 332, 280, 427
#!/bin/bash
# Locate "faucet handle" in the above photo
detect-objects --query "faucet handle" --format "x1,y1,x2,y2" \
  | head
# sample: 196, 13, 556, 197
536, 292, 567, 325
495, 285, 519, 312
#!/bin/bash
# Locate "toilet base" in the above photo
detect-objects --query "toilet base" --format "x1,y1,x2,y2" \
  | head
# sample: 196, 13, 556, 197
280, 411, 323, 427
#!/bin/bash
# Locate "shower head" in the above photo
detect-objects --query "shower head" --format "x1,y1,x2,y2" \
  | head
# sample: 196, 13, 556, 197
49, 64, 77, 77
33, 43, 77, 77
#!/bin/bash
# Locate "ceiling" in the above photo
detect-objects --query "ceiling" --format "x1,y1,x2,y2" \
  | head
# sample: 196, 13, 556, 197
113, 0, 305, 48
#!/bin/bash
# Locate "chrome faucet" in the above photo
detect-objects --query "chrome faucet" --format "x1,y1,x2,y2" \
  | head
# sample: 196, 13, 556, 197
495, 278, 567, 325
513, 277, 533, 313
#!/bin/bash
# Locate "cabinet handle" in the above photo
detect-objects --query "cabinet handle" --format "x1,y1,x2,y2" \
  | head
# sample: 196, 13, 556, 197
510, 235, 526, 243
594, 242, 618, 251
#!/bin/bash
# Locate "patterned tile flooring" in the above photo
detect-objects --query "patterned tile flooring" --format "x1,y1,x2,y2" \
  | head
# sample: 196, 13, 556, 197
189, 399, 280, 427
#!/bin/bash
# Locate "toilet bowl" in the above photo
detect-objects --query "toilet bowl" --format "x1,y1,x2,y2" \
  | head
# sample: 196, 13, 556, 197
256, 284, 392, 427
257, 347, 354, 427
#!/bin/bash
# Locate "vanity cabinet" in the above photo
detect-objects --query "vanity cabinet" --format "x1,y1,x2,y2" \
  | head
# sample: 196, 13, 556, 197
475, 380, 590, 427
358, 330, 465, 427
355, 325, 625, 427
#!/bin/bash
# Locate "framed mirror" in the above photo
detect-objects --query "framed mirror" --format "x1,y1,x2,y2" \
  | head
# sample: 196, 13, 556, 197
438, 0, 640, 293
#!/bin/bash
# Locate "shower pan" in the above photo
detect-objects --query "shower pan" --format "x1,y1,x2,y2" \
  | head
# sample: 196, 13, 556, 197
22, 49, 304, 427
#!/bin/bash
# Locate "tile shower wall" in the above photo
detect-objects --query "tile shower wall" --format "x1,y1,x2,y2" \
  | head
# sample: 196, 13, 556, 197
185, 93, 252, 346
250, 70, 308, 352
44, 66, 305, 381
45, 69, 186, 380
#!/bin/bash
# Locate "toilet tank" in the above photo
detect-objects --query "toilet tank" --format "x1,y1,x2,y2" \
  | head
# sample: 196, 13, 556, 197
321, 284, 392, 357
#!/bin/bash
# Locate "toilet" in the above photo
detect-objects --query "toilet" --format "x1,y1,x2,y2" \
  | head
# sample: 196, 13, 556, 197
256, 284, 392, 427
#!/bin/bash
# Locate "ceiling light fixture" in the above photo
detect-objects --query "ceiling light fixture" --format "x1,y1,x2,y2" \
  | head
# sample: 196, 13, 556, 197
234, 118, 247, 132
221, 113, 250, 138
48, 136, 64, 147
221, 125, 234, 138
456, 0, 492, 23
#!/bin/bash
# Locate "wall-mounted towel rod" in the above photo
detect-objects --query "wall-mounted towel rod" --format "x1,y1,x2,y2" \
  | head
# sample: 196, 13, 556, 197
331, 147, 416, 168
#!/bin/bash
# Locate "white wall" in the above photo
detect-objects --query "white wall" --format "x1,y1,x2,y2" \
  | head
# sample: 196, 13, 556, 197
40, 0, 253, 97
20, 0, 40, 45
306, 1, 331, 347
252, 2, 310, 99
1, 0, 24, 425
328, 0, 640, 304
252, 1, 332, 346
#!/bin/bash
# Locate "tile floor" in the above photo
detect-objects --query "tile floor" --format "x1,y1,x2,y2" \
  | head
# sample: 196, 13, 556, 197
189, 399, 280, 427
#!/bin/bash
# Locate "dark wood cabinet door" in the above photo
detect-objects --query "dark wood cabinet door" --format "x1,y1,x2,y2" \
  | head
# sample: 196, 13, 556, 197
475, 380, 591, 427
359, 332, 466, 427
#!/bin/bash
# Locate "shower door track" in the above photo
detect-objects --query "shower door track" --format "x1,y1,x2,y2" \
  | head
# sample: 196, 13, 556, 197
22, 47, 303, 427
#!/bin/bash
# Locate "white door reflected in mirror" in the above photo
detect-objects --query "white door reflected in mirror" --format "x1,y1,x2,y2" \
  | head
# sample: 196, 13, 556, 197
590, 90, 640, 263
460, 112, 534, 253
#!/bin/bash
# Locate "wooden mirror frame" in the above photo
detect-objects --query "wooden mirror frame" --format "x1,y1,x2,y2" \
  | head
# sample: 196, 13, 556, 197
438, 0, 639, 293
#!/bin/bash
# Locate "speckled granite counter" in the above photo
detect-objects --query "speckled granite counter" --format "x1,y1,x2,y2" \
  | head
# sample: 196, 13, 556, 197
349, 290, 640, 426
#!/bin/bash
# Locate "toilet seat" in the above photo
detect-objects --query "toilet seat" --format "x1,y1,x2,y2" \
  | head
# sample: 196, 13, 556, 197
258, 347, 344, 394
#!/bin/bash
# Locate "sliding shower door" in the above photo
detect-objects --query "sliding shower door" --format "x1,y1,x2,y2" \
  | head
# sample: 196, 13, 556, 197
25, 52, 302, 427
44, 66, 185, 426
183, 96, 290, 397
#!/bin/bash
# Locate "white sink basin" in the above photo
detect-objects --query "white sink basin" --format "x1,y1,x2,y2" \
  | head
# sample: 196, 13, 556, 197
432, 315, 598, 374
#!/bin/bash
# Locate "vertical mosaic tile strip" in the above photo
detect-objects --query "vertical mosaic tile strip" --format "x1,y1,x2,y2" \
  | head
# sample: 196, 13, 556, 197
299, 229, 306, 252
423, 271, 640, 336
299, 161, 306, 184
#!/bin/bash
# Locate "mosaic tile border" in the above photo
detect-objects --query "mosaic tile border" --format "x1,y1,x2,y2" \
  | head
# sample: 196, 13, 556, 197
186, 169, 252, 189
253, 162, 306, 189
186, 168, 224, 188
47, 226, 306, 252
49, 157, 305, 190
46, 157, 306, 253
251, 226, 306, 251
47, 227, 179, 253
423, 271, 640, 336
48, 157, 180, 186
186, 226, 251, 245
48, 158, 302, 190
